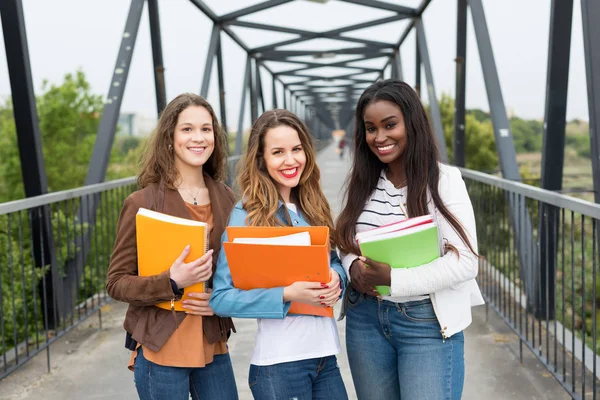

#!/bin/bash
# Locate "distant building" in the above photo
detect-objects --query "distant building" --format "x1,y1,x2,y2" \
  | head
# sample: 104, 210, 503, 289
117, 112, 156, 137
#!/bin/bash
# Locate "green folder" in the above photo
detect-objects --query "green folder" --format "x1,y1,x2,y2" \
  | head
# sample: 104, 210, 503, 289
358, 225, 440, 296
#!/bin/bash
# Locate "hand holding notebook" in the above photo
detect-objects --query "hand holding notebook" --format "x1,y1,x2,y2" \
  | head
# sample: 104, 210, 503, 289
223, 226, 334, 317
136, 207, 211, 311
355, 215, 440, 296
169, 247, 214, 290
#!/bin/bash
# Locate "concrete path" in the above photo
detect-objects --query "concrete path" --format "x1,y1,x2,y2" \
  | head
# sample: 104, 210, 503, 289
0, 143, 569, 399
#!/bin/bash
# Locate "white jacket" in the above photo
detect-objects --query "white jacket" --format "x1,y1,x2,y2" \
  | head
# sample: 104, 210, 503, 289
339, 163, 485, 339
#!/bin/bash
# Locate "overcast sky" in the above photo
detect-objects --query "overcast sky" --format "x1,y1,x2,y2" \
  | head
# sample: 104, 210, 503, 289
0, 0, 591, 132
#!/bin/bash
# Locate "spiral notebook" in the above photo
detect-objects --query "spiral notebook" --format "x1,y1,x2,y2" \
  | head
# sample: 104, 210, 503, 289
136, 207, 209, 311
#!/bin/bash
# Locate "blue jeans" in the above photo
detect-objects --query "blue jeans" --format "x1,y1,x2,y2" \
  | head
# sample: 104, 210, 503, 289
133, 347, 238, 400
249, 356, 348, 400
345, 289, 464, 400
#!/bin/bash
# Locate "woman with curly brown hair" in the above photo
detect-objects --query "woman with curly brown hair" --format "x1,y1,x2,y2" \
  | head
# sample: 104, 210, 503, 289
210, 109, 349, 400
106, 93, 238, 399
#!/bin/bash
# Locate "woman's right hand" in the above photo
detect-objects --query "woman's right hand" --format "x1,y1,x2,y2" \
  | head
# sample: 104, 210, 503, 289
169, 246, 214, 289
283, 281, 341, 307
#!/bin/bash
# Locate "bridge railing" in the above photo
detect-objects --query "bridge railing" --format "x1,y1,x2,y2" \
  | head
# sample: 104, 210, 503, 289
0, 156, 241, 381
463, 168, 600, 400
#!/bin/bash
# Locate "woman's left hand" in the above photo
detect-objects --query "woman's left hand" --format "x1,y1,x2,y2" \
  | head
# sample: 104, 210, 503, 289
182, 289, 215, 316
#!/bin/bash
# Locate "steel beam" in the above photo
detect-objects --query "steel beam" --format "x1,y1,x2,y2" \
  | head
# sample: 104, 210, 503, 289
469, 0, 520, 180
541, 0, 572, 192
256, 63, 266, 114
187, 0, 219, 22
258, 50, 392, 61
469, 0, 537, 312
415, 19, 447, 161
148, 0, 166, 115
256, 48, 391, 58
200, 24, 220, 98
415, 33, 421, 96
391, 50, 404, 81
250, 60, 259, 122
251, 15, 407, 53
216, 31, 228, 142
0, 0, 60, 328
339, 0, 417, 15
226, 20, 314, 36
220, 0, 293, 22
328, 15, 410, 36
236, 57, 252, 156
272, 78, 278, 108
85, 0, 144, 185
454, 0, 467, 167
582, 0, 600, 203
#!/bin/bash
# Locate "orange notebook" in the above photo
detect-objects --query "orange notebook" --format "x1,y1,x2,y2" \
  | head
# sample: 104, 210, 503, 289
223, 226, 333, 318
136, 207, 208, 311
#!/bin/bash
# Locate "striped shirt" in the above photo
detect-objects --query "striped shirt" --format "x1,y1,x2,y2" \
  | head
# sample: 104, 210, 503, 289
353, 171, 428, 303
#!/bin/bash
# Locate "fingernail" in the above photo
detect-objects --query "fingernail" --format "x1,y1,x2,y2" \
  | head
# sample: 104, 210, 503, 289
185, 245, 190, 250
319, 296, 325, 299
321, 302, 326, 305
321, 284, 329, 288
358, 256, 366, 262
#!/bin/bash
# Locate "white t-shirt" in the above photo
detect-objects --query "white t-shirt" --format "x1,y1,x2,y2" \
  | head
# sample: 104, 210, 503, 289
250, 203, 341, 366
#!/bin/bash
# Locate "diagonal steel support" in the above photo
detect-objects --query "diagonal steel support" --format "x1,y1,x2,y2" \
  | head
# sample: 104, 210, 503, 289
415, 32, 421, 95
272, 78, 278, 109
148, 0, 166, 115
537, 0, 573, 320
469, 0, 537, 312
200, 24, 220, 98
454, 0, 467, 167
256, 63, 266, 114
391, 50, 404, 81
415, 19, 447, 161
236, 57, 252, 156
85, 0, 144, 185
469, 0, 520, 180
220, 0, 293, 22
338, 0, 417, 15
63, 0, 145, 326
216, 31, 228, 142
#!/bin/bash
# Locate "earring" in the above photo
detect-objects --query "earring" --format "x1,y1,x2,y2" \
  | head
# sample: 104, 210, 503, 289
168, 144, 173, 150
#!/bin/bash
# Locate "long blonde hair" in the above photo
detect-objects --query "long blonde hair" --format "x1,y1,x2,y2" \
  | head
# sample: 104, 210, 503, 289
238, 109, 335, 243
137, 93, 227, 188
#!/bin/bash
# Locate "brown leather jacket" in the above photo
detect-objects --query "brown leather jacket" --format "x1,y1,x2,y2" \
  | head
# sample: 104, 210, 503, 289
106, 174, 236, 352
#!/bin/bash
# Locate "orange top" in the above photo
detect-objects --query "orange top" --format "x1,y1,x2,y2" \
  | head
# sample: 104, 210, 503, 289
128, 202, 227, 370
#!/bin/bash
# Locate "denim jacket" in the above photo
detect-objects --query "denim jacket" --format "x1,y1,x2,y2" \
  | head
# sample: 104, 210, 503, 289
210, 201, 348, 319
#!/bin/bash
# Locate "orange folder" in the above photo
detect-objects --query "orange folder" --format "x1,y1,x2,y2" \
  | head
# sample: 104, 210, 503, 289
136, 208, 208, 311
223, 226, 333, 318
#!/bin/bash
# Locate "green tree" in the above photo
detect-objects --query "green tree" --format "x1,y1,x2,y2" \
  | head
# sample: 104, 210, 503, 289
0, 71, 104, 202
438, 94, 499, 172
510, 117, 543, 153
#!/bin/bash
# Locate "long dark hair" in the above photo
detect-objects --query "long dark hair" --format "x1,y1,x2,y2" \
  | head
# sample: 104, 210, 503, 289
335, 79, 477, 256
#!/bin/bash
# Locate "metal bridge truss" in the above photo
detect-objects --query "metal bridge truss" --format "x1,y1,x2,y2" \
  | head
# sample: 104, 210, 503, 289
1, 0, 599, 362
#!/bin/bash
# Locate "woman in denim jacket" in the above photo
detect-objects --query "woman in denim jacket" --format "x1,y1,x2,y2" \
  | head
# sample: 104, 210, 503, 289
211, 109, 349, 400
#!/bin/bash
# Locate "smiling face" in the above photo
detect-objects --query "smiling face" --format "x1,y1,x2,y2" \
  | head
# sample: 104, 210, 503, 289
172, 105, 215, 172
262, 125, 306, 202
363, 100, 407, 169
